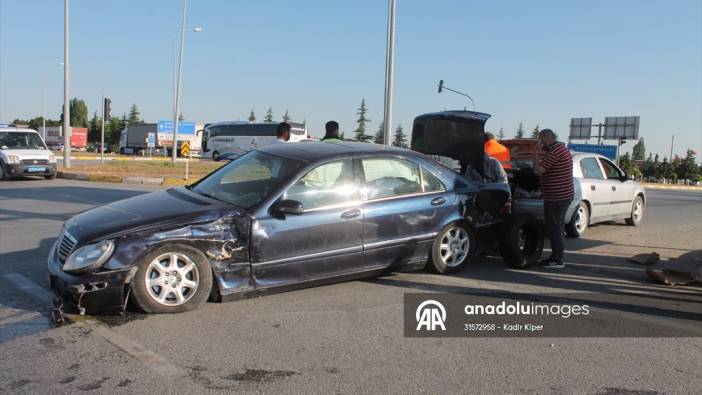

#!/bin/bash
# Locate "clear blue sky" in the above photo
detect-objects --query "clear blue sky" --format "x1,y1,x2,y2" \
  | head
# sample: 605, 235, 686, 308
1, 0, 700, 160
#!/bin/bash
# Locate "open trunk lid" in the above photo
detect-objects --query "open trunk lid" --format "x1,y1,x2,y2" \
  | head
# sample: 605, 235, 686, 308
411, 111, 490, 163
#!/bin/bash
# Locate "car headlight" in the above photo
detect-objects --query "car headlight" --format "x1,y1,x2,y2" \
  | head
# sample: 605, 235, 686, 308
48, 154, 56, 163
6, 154, 20, 164
63, 240, 115, 274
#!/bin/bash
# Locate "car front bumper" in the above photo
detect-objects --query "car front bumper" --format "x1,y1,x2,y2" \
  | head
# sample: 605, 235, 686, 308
47, 245, 136, 314
6, 162, 57, 177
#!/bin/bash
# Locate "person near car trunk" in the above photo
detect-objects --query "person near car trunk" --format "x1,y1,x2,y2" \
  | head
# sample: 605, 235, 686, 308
274, 122, 291, 143
484, 132, 512, 171
321, 121, 343, 143
533, 129, 574, 269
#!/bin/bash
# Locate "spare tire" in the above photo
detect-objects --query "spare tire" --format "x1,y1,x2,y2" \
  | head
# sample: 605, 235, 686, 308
498, 214, 544, 268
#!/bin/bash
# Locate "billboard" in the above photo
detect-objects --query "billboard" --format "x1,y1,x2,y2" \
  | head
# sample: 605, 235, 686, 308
568, 143, 617, 161
70, 127, 88, 148
569, 117, 592, 139
603, 116, 639, 140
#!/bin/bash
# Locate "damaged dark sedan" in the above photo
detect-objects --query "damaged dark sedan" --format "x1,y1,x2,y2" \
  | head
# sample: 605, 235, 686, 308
49, 138, 540, 314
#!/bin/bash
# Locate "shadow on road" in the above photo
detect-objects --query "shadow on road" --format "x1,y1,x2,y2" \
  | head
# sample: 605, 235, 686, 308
0, 185, 147, 206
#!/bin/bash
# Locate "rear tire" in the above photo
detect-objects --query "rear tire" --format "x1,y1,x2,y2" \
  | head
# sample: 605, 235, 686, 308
499, 214, 543, 268
45, 174, 56, 180
212, 151, 220, 161
566, 202, 589, 238
625, 196, 644, 226
131, 244, 212, 314
429, 223, 475, 274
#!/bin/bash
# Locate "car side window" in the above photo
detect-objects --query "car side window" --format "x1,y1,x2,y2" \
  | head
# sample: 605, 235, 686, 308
285, 159, 354, 210
361, 158, 422, 200
422, 167, 446, 192
599, 158, 623, 179
580, 157, 604, 180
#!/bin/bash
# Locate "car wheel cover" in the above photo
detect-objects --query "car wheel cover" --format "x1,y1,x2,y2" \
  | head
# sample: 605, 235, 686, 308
145, 252, 199, 306
439, 227, 469, 267
633, 199, 643, 222
575, 206, 587, 231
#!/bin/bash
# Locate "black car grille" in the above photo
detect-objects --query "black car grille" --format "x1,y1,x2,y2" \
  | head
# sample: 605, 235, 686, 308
57, 231, 77, 263
21, 159, 49, 165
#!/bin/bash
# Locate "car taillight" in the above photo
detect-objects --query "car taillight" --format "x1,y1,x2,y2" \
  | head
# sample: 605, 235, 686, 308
499, 197, 512, 215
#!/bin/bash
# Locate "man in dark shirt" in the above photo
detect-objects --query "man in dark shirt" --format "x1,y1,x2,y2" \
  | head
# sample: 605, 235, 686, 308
533, 129, 574, 268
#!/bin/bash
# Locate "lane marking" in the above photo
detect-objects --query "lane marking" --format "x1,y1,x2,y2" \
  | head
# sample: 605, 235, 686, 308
3, 273, 53, 305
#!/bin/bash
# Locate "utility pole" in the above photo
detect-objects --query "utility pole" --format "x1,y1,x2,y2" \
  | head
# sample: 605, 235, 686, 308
62, 0, 71, 168
382, 0, 396, 146
172, 0, 187, 163
42, 79, 46, 141
669, 133, 679, 162
101, 96, 105, 164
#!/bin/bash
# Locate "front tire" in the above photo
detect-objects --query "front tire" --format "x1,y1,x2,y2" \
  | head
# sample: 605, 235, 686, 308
566, 202, 589, 238
625, 196, 644, 226
499, 214, 544, 268
212, 150, 220, 161
429, 223, 474, 274
131, 244, 212, 314
0, 162, 7, 181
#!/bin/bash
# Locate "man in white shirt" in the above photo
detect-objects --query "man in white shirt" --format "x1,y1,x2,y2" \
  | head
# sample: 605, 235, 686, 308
274, 122, 291, 144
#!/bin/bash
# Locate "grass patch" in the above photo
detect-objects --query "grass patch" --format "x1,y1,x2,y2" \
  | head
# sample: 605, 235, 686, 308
61, 160, 225, 181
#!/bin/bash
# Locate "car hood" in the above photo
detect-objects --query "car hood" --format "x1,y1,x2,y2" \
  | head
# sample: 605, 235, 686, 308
64, 187, 245, 244
1, 149, 52, 158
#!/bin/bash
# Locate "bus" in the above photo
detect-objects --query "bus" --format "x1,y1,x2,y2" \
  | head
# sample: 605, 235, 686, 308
203, 122, 307, 161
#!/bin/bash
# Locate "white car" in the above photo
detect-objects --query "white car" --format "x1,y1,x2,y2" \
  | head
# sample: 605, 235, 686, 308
0, 127, 57, 180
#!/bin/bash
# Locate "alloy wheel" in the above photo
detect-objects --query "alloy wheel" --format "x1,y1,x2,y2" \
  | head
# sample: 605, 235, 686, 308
439, 227, 470, 268
144, 252, 200, 306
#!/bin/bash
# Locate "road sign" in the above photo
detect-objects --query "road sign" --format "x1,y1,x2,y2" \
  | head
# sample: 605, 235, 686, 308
568, 143, 617, 161
147, 132, 155, 148
180, 141, 191, 157
569, 117, 592, 139
603, 116, 639, 140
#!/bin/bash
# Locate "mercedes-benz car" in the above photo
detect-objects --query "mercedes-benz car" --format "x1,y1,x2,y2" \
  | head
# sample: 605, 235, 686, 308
49, 141, 542, 315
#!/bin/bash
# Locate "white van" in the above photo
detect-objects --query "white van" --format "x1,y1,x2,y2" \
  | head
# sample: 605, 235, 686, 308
203, 122, 307, 161
0, 127, 57, 180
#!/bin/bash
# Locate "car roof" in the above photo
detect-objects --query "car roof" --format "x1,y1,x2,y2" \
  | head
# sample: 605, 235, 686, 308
259, 141, 414, 162
0, 127, 40, 133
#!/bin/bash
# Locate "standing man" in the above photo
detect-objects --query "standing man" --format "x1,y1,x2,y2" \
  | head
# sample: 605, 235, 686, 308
533, 129, 574, 269
274, 122, 291, 143
484, 132, 512, 171
321, 121, 343, 143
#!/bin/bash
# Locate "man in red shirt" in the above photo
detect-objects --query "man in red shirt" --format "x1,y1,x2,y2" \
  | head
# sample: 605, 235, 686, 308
533, 129, 574, 268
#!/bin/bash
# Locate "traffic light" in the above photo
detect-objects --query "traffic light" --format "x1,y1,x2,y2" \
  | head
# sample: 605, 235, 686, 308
438, 80, 444, 93
103, 98, 111, 121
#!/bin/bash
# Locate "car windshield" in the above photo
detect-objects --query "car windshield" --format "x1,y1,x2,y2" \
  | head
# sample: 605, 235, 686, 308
192, 151, 304, 208
0, 131, 47, 150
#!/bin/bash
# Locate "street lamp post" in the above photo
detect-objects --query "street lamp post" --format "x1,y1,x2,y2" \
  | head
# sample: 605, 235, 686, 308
669, 133, 680, 162
63, 0, 71, 168
382, 0, 396, 146
171, 0, 187, 162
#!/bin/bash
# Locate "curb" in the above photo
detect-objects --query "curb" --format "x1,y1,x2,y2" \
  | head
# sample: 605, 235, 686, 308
642, 183, 702, 191
57, 172, 185, 186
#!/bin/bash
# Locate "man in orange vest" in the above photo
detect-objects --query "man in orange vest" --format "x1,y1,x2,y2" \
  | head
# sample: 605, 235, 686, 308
484, 132, 512, 171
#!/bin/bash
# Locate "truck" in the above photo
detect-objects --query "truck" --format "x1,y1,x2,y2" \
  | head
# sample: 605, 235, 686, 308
119, 121, 203, 155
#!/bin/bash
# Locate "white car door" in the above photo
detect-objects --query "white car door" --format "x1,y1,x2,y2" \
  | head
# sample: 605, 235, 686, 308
578, 156, 612, 220
598, 157, 636, 217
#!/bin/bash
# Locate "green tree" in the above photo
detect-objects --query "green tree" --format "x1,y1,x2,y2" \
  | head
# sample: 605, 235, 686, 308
107, 114, 126, 148
618, 152, 640, 178
282, 110, 292, 122
354, 98, 372, 142
60, 98, 88, 127
632, 138, 646, 160
374, 122, 385, 144
392, 124, 408, 148
127, 104, 142, 124
88, 112, 101, 143
675, 149, 700, 182
515, 122, 525, 138
248, 109, 256, 122
530, 124, 540, 139
498, 127, 505, 140
264, 107, 274, 122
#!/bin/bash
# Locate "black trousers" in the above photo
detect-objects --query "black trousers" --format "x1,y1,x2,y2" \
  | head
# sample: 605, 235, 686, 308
544, 199, 572, 262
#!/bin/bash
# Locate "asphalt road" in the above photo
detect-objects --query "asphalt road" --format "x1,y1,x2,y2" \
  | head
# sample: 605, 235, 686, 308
1, 178, 700, 394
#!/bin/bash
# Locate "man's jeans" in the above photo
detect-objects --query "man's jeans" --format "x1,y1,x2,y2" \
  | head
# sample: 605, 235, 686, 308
544, 199, 572, 263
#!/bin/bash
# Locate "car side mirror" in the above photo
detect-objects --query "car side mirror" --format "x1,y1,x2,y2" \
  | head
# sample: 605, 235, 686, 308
272, 199, 304, 216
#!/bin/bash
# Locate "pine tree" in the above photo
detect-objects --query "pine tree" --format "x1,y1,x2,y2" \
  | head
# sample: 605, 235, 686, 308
127, 104, 141, 124
392, 124, 408, 148
632, 138, 646, 160
264, 107, 274, 122
374, 122, 385, 144
282, 110, 291, 122
354, 98, 371, 142
88, 111, 101, 143
498, 127, 505, 140
515, 122, 525, 138
530, 124, 540, 139
248, 109, 256, 122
